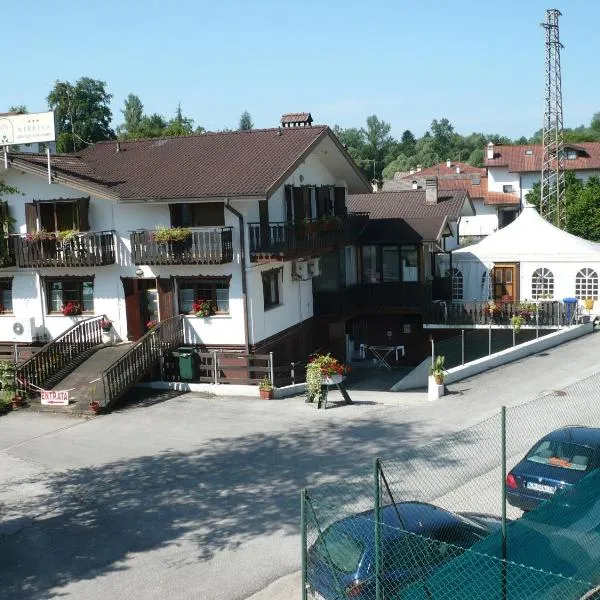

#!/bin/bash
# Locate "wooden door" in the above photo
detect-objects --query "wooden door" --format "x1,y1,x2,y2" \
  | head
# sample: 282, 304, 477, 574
492, 263, 519, 303
122, 278, 162, 341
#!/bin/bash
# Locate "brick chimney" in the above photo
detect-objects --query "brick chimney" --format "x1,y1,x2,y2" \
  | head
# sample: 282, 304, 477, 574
425, 177, 438, 204
446, 159, 451, 168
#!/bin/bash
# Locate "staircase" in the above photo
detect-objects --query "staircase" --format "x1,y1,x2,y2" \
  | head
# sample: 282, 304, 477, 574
19, 315, 184, 415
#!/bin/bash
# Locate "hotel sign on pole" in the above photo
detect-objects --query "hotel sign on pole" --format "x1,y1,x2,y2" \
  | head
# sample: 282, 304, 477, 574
0, 111, 56, 146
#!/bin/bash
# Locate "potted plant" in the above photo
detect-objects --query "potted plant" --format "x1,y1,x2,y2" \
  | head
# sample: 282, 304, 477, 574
511, 314, 525, 334
100, 318, 114, 345
192, 299, 216, 318
483, 301, 502, 322
146, 319, 159, 331
584, 298, 594, 311
62, 302, 82, 316
429, 355, 447, 385
26, 229, 57, 257
305, 353, 350, 404
89, 400, 101, 414
259, 377, 274, 399
0, 360, 22, 409
153, 225, 193, 256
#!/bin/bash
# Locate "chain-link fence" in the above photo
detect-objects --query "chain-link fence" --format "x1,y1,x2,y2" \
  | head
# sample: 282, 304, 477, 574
302, 372, 600, 600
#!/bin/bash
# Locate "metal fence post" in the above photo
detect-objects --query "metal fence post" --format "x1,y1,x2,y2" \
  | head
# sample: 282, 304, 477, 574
461, 329, 465, 365
430, 337, 435, 367
301, 488, 308, 600
512, 327, 516, 347
269, 351, 275, 386
213, 350, 218, 385
374, 458, 382, 600
291, 362, 295, 385
501, 406, 507, 600
488, 321, 492, 356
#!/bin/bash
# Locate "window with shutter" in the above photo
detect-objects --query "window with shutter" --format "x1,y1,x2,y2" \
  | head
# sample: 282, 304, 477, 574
25, 203, 38, 233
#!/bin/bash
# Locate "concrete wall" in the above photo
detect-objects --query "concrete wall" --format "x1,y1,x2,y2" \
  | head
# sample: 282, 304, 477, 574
391, 322, 594, 390
459, 201, 498, 237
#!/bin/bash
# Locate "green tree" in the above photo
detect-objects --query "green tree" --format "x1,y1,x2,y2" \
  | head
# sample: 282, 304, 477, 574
118, 93, 144, 139
136, 113, 168, 138
238, 110, 253, 131
430, 117, 455, 161
8, 105, 27, 114
47, 77, 115, 153
400, 129, 416, 155
163, 103, 195, 137
591, 112, 600, 133
468, 148, 484, 167
359, 115, 397, 179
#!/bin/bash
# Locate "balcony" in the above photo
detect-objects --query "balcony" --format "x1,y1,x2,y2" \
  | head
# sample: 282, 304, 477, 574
248, 213, 369, 261
131, 227, 234, 265
12, 231, 115, 268
314, 282, 432, 317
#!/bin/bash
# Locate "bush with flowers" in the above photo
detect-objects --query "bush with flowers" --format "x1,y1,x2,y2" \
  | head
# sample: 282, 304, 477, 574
62, 302, 82, 316
483, 301, 502, 319
192, 299, 215, 318
146, 319, 159, 330
305, 353, 350, 404
25, 229, 56, 243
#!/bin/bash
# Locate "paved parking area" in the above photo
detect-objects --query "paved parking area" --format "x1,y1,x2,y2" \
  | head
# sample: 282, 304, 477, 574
1, 331, 600, 600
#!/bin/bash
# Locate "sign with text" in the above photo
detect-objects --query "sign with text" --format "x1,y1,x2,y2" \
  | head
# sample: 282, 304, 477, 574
41, 390, 69, 406
0, 111, 56, 146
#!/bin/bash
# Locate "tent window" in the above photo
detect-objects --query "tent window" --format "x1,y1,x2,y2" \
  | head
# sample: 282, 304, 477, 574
531, 268, 554, 300
481, 270, 492, 300
575, 268, 598, 301
446, 267, 463, 301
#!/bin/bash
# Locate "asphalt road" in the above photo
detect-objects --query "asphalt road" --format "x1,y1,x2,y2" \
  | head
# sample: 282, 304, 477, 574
1, 330, 600, 600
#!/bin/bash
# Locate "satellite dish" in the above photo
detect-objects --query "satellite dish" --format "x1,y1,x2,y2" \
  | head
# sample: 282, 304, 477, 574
13, 322, 24, 336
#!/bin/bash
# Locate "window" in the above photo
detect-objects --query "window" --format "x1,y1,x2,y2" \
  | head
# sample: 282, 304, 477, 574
362, 245, 379, 283
262, 269, 282, 310
567, 150, 578, 160
481, 271, 492, 299
382, 246, 400, 282
446, 268, 463, 301
26, 198, 89, 233
170, 202, 225, 227
401, 246, 419, 282
0, 278, 13, 314
178, 277, 230, 314
502, 184, 514, 193
531, 268, 554, 299
45, 278, 94, 314
525, 149, 533, 156
575, 268, 599, 300
344, 246, 358, 286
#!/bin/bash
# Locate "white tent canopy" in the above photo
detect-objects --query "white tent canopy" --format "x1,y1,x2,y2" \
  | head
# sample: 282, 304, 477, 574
450, 207, 600, 304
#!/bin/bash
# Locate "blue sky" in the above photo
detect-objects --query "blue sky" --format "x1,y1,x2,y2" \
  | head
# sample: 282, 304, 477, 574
4, 1, 599, 139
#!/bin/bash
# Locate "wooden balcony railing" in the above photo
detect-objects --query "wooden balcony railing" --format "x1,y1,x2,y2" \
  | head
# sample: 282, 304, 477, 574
16, 315, 104, 397
12, 232, 115, 268
314, 282, 432, 317
248, 212, 369, 261
101, 315, 184, 410
131, 227, 234, 265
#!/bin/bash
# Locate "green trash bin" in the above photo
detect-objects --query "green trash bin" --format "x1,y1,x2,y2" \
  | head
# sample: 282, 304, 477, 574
176, 347, 195, 380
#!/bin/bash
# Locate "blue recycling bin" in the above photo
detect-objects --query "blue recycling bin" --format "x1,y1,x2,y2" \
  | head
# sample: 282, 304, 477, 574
563, 297, 578, 324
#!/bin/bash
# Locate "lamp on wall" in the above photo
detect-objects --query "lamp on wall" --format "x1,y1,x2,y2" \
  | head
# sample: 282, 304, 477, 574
135, 268, 144, 277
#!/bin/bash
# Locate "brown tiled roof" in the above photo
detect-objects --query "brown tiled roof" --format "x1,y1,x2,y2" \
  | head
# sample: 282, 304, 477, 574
348, 190, 471, 220
438, 176, 519, 206
9, 126, 370, 200
359, 217, 449, 244
485, 142, 600, 172
401, 162, 485, 179
280, 112, 312, 124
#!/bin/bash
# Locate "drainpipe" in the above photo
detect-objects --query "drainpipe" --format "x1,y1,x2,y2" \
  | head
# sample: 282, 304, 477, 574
225, 200, 250, 353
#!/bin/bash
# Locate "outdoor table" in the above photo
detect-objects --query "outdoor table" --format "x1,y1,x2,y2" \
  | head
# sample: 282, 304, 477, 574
360, 344, 405, 369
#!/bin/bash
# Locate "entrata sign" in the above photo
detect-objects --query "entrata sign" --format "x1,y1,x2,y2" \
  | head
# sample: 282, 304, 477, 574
41, 390, 69, 406
0, 111, 56, 146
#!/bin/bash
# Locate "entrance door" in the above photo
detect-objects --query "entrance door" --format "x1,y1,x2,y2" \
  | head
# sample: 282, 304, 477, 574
122, 278, 162, 340
492, 263, 519, 303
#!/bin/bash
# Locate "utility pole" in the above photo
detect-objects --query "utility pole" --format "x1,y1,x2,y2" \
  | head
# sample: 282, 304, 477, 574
540, 9, 566, 229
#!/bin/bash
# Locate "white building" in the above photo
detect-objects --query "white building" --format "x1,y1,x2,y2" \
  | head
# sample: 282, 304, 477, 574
485, 141, 600, 204
0, 123, 370, 366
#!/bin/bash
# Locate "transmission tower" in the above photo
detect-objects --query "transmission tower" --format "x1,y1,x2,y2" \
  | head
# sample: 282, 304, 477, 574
540, 8, 565, 228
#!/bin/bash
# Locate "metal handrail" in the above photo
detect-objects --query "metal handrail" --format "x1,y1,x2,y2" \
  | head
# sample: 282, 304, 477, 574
101, 315, 184, 409
16, 315, 105, 396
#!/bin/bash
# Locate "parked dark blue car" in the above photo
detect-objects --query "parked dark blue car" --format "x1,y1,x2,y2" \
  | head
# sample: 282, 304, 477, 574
506, 426, 600, 512
307, 501, 503, 600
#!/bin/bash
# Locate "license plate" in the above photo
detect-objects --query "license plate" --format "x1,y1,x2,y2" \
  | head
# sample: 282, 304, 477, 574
526, 481, 556, 494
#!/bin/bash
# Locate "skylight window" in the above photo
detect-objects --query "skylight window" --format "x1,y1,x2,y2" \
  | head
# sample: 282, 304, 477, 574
525, 149, 533, 155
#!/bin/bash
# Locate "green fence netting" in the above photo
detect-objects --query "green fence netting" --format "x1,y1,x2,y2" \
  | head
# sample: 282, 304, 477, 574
303, 370, 600, 600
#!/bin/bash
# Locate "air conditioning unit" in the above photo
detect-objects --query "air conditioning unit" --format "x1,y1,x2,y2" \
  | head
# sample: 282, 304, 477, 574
307, 257, 321, 278
293, 260, 310, 281
11, 318, 36, 343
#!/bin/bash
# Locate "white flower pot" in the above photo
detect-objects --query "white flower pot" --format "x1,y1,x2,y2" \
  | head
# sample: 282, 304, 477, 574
323, 373, 343, 385
101, 330, 114, 346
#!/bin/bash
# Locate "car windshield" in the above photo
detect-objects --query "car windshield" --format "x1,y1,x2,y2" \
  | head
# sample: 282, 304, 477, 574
525, 440, 594, 471
316, 527, 364, 574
